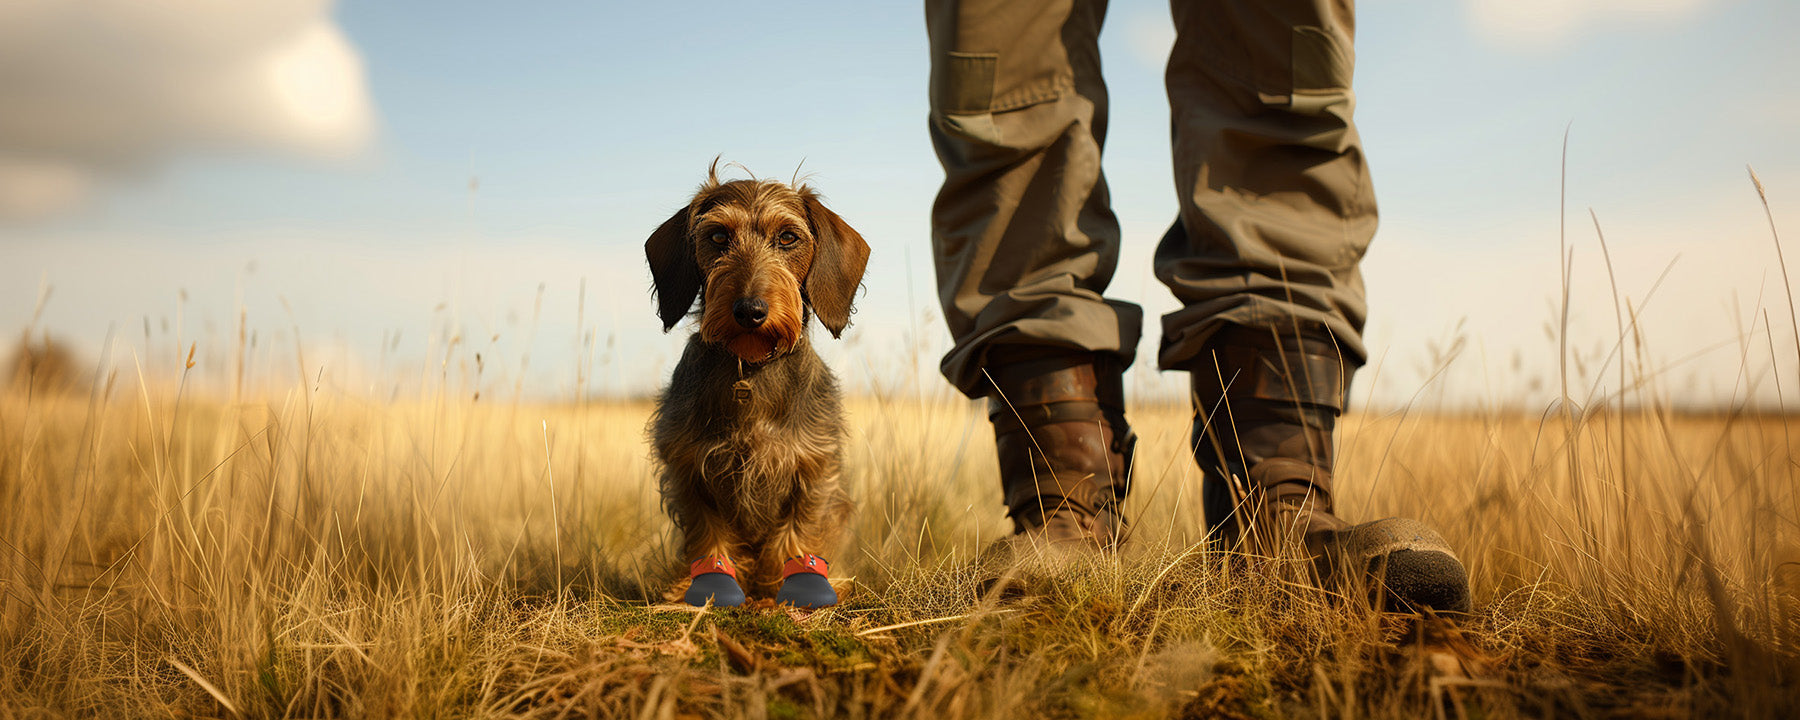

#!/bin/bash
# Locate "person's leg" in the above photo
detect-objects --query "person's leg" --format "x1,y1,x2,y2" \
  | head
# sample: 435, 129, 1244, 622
1158, 0, 1373, 369
1160, 0, 1469, 612
928, 0, 1138, 545
1161, 0, 1371, 545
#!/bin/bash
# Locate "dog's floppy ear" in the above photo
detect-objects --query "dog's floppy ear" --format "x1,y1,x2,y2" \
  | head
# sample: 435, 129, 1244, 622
801, 190, 870, 338
645, 205, 701, 332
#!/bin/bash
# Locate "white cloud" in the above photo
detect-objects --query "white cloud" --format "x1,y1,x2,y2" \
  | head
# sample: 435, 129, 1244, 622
1466, 0, 1718, 49
0, 0, 374, 220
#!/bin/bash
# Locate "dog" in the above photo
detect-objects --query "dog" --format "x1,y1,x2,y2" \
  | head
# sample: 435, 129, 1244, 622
644, 164, 867, 608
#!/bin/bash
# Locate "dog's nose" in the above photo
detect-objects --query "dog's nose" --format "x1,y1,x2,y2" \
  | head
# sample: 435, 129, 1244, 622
732, 298, 768, 329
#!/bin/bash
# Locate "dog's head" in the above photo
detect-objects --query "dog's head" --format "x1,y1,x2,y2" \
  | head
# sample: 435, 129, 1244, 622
645, 165, 870, 363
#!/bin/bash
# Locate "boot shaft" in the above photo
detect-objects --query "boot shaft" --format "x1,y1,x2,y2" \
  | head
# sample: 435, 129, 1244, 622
1185, 324, 1357, 542
984, 348, 1134, 541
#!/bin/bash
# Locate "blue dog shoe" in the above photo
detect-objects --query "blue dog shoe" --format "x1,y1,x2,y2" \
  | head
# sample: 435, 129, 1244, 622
775, 554, 837, 609
684, 555, 746, 608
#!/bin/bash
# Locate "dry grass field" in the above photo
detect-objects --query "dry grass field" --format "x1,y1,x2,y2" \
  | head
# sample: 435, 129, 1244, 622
2, 347, 1798, 719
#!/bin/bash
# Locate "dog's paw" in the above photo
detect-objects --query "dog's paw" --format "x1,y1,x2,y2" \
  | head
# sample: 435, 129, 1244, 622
684, 554, 747, 607
776, 574, 836, 608
775, 554, 837, 609
684, 573, 746, 607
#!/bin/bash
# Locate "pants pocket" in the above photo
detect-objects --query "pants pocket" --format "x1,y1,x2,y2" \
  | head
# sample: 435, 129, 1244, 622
934, 51, 999, 115
932, 51, 1071, 116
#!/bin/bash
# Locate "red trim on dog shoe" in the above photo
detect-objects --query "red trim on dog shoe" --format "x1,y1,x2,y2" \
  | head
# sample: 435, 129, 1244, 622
780, 554, 829, 578
689, 554, 738, 579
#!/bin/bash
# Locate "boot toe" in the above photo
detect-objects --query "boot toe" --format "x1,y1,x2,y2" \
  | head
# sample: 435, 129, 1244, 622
1339, 517, 1472, 615
1374, 548, 1471, 615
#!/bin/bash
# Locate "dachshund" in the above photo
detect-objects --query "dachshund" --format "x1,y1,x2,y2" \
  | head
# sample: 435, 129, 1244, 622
644, 164, 867, 608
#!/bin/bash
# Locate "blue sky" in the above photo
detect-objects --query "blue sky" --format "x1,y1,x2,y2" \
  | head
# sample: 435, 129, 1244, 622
3, 0, 1796, 409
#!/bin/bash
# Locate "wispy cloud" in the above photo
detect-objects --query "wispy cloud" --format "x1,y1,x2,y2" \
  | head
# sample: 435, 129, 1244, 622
0, 0, 374, 220
1465, 0, 1719, 49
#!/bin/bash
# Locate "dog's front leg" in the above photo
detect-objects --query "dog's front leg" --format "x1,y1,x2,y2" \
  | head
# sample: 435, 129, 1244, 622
677, 507, 747, 607
760, 522, 838, 609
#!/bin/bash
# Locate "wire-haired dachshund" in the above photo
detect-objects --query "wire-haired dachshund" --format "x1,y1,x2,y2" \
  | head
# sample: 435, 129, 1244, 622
644, 163, 867, 608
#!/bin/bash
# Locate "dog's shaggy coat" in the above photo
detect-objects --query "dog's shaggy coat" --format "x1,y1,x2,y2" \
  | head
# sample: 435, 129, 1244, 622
645, 167, 868, 596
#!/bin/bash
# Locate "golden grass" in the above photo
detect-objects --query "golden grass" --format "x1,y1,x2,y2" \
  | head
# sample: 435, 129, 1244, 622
2, 370, 1797, 718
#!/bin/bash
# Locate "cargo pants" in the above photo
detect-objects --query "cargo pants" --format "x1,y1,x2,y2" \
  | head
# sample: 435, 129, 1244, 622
927, 0, 1375, 397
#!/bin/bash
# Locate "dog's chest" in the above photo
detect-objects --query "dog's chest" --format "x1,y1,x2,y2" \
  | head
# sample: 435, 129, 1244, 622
698, 415, 834, 491
651, 343, 844, 522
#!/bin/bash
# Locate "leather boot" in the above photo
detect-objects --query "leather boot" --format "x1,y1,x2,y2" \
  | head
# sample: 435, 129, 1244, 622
986, 348, 1135, 549
1188, 325, 1471, 614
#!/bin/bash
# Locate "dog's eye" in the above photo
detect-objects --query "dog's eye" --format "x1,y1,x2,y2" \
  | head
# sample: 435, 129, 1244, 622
776, 230, 800, 247
708, 230, 730, 247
